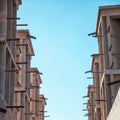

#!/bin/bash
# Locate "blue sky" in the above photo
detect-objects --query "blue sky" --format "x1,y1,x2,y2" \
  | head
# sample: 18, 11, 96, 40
18, 1, 120, 120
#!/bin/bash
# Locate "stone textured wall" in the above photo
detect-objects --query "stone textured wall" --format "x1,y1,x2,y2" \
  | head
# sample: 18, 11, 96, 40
0, 112, 5, 120
5, 109, 16, 120
0, 108, 16, 120
107, 88, 120, 120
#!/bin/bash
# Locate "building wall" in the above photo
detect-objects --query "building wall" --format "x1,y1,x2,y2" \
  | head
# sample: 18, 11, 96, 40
0, 0, 21, 120
30, 68, 42, 120
87, 85, 96, 120
39, 95, 47, 120
14, 30, 34, 120
97, 6, 120, 118
107, 88, 120, 120
92, 55, 101, 120
0, 1, 47, 120
87, 5, 120, 120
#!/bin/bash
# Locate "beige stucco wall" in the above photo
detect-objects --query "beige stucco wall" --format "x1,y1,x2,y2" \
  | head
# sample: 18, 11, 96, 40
107, 88, 120, 120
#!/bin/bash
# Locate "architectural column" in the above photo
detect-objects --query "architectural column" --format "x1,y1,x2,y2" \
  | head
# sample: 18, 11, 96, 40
0, 0, 7, 115
0, 0, 7, 40
0, 42, 6, 112
101, 16, 108, 119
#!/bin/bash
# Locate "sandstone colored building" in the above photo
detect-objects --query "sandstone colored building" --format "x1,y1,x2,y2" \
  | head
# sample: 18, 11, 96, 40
30, 67, 43, 120
0, 1, 47, 120
39, 95, 47, 120
14, 30, 46, 120
87, 85, 95, 120
87, 5, 120, 120
0, 1, 22, 120
14, 30, 35, 120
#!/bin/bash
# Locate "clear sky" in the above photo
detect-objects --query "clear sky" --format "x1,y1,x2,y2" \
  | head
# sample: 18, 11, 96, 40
18, 1, 120, 120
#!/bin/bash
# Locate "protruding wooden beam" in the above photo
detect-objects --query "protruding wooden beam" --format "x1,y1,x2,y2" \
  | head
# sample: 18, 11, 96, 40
83, 96, 88, 98
91, 53, 104, 57
26, 70, 43, 75
82, 109, 87, 111
39, 111, 47, 112
109, 44, 112, 51
15, 90, 26, 93
88, 32, 96, 36
16, 62, 28, 64
87, 77, 94, 79
85, 70, 103, 74
15, 87, 26, 93
107, 25, 110, 32
16, 24, 28, 26
85, 70, 92, 74
110, 62, 114, 69
29, 35, 36, 39
5, 69, 18, 72
6, 38, 20, 41
40, 97, 48, 100
6, 106, 24, 108
7, 17, 20, 20
44, 115, 50, 117
107, 80, 120, 86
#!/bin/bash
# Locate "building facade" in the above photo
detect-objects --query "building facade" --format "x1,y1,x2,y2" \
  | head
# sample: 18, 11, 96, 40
0, 1, 47, 120
87, 85, 95, 120
39, 95, 47, 120
14, 30, 35, 120
30, 67, 42, 120
0, 1, 21, 120
87, 5, 120, 120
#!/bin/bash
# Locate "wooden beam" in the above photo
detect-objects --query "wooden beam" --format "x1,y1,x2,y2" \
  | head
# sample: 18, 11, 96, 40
16, 24, 28, 26
88, 32, 96, 36
26, 70, 43, 75
109, 44, 112, 51
6, 106, 24, 108
15, 90, 26, 93
16, 62, 28, 64
83, 96, 88, 98
29, 35, 36, 39
6, 38, 20, 41
87, 77, 94, 79
7, 17, 20, 20
85, 70, 92, 74
15, 86, 25, 92
91, 53, 104, 57
39, 111, 47, 112
107, 80, 120, 86
82, 109, 87, 111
